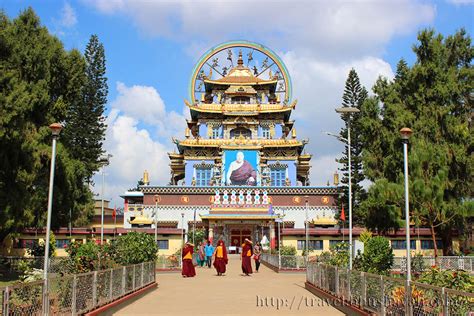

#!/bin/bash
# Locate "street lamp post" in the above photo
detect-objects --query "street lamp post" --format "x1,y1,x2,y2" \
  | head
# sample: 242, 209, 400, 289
400, 128, 413, 282
99, 154, 112, 245
43, 123, 62, 315
304, 196, 309, 259
334, 106, 360, 270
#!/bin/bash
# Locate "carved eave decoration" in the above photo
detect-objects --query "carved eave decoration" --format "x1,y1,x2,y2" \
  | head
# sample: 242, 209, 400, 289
184, 99, 297, 117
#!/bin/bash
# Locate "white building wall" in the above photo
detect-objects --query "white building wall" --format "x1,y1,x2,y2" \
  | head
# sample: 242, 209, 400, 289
124, 205, 337, 230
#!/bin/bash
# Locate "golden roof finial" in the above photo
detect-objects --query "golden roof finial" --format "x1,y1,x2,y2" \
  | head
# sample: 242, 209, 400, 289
143, 170, 149, 185
237, 50, 244, 66
292, 128, 297, 138
185, 128, 190, 138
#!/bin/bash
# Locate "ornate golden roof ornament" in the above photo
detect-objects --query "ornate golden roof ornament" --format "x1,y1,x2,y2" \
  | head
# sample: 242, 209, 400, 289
143, 170, 149, 185
270, 124, 275, 138
292, 128, 297, 138
237, 50, 244, 66
185, 128, 190, 138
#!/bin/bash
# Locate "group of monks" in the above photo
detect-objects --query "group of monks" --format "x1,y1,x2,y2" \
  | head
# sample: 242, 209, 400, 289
181, 238, 254, 277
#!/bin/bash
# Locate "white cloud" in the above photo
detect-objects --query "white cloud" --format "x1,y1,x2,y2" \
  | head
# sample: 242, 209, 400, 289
281, 53, 394, 185
309, 154, 340, 186
112, 82, 166, 125
93, 83, 186, 205
59, 3, 77, 28
446, 0, 474, 4
83, 0, 435, 60
85, 0, 429, 193
111, 82, 185, 139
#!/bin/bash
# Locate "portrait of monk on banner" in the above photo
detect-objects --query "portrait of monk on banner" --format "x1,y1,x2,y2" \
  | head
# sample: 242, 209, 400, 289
224, 150, 258, 186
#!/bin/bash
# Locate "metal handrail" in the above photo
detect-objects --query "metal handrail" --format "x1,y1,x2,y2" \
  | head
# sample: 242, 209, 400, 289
0, 261, 156, 316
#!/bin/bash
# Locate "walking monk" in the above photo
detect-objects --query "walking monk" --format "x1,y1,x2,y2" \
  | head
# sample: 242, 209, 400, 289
213, 240, 228, 276
241, 238, 253, 276
182, 242, 196, 278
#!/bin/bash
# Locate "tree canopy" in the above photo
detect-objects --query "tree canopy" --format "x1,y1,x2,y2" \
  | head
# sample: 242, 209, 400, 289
358, 28, 473, 255
0, 8, 108, 240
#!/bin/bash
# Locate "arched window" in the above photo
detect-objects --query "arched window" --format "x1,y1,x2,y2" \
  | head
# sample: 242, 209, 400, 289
230, 127, 251, 138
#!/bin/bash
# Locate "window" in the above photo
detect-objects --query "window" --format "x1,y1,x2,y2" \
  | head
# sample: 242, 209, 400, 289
329, 240, 344, 249
421, 240, 443, 250
211, 127, 220, 139
14, 239, 38, 249
391, 240, 416, 250
196, 168, 212, 186
297, 240, 323, 250
261, 127, 270, 139
230, 127, 251, 138
157, 240, 169, 250
270, 169, 286, 187
56, 239, 71, 249
231, 96, 250, 104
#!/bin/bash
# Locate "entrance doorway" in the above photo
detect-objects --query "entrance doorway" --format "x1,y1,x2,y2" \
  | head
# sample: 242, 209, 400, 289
230, 228, 251, 248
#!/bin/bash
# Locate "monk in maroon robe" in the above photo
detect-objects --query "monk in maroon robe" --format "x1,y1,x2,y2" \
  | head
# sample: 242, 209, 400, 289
213, 240, 228, 276
230, 161, 256, 185
227, 151, 257, 186
241, 238, 253, 275
181, 242, 196, 277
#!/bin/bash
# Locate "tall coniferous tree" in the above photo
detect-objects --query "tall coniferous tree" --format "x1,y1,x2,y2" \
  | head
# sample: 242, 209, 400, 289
64, 34, 108, 181
336, 69, 368, 226
360, 29, 473, 255
0, 8, 94, 240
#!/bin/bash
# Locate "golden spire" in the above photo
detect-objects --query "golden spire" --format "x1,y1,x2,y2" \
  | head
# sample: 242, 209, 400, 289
237, 50, 244, 66
143, 170, 149, 185
292, 128, 297, 138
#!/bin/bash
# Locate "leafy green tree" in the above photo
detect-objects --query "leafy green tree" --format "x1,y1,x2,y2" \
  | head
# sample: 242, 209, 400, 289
63, 34, 108, 181
359, 29, 473, 254
28, 231, 56, 257
336, 69, 368, 226
0, 8, 95, 241
360, 236, 394, 275
279, 245, 297, 256
112, 232, 158, 265
187, 228, 206, 250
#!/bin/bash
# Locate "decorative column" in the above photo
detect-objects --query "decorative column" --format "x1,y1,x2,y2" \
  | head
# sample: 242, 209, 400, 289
208, 227, 214, 244
270, 223, 276, 250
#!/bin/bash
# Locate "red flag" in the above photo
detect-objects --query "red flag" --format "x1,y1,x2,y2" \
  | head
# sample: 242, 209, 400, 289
112, 205, 116, 219
340, 206, 346, 222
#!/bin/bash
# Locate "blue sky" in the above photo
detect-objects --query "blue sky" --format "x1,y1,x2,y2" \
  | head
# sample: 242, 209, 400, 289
2, 0, 473, 206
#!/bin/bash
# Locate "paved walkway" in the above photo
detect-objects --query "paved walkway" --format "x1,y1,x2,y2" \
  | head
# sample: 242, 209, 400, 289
103, 255, 343, 315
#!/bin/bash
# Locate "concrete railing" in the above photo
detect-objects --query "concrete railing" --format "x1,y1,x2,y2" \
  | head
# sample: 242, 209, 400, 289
0, 261, 156, 315
306, 262, 474, 315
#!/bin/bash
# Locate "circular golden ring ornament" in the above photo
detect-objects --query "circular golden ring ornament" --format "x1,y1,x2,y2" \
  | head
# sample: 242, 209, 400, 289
189, 40, 293, 105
